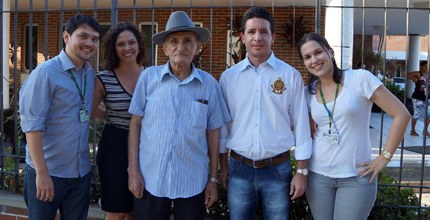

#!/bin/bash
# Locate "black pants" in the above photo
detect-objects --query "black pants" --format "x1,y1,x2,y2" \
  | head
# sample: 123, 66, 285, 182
134, 190, 205, 220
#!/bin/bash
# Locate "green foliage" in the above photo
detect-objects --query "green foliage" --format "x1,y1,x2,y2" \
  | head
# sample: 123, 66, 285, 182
0, 146, 24, 193
384, 82, 405, 101
373, 81, 406, 112
368, 172, 420, 220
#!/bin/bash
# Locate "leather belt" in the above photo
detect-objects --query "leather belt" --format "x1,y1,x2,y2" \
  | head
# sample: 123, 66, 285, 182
230, 150, 290, 169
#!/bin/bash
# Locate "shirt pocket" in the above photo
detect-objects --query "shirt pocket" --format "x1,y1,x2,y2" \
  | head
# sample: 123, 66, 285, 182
192, 101, 208, 129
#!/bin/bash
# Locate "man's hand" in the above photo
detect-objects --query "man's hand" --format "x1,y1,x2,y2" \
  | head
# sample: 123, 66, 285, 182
128, 167, 145, 198
290, 173, 307, 200
36, 171, 54, 202
204, 182, 218, 208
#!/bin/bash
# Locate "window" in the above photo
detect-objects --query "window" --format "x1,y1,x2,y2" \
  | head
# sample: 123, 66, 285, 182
140, 22, 158, 66
25, 25, 38, 70
396, 65, 402, 77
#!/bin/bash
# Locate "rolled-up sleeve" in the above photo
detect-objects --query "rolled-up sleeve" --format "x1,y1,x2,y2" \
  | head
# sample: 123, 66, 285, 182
19, 67, 51, 133
290, 71, 312, 160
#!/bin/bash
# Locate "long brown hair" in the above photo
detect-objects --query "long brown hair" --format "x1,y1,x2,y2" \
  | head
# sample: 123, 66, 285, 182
297, 33, 343, 94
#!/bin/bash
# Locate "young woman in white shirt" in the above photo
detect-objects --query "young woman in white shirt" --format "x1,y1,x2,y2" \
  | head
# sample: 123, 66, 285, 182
297, 33, 410, 220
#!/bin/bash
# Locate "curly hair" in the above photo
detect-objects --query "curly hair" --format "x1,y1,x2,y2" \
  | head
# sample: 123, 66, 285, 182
101, 22, 146, 70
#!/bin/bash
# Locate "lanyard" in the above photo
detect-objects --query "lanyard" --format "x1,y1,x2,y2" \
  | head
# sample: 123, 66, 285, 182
67, 69, 87, 107
319, 83, 339, 134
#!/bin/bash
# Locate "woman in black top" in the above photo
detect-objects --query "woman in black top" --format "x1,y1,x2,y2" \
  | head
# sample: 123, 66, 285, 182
407, 61, 429, 136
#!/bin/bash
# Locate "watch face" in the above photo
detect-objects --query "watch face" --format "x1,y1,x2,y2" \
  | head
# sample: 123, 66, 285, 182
298, 169, 308, 176
384, 152, 390, 158
303, 169, 308, 175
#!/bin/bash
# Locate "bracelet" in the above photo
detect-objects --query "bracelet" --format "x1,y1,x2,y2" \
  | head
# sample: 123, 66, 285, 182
208, 176, 219, 184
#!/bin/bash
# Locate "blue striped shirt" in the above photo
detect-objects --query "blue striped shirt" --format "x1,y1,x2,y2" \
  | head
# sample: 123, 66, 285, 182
19, 50, 94, 178
129, 63, 230, 198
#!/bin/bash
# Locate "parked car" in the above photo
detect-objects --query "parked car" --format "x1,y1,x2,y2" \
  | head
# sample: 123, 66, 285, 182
392, 77, 405, 90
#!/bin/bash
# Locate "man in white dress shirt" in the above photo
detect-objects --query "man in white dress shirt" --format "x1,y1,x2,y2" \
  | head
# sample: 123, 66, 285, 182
219, 6, 312, 219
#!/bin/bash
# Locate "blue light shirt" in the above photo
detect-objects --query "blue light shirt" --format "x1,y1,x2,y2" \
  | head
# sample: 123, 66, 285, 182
19, 50, 95, 178
129, 63, 230, 199
219, 52, 312, 160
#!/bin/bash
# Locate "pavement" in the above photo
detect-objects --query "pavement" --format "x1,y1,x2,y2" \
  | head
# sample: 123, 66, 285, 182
370, 112, 430, 206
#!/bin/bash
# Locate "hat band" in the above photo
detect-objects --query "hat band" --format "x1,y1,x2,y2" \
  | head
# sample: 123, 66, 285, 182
168, 25, 194, 31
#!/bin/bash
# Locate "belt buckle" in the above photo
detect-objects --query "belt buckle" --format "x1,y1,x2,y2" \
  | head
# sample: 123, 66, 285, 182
252, 160, 258, 168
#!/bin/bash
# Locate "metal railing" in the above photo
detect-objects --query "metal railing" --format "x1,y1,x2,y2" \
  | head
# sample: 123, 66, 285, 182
1, 0, 430, 218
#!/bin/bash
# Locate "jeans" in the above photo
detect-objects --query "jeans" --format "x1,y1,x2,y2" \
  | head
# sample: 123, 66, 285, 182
24, 165, 91, 220
227, 158, 292, 220
134, 190, 205, 220
306, 171, 377, 220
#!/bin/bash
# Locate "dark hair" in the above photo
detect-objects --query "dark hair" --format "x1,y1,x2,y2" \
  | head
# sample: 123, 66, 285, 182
101, 22, 146, 70
420, 60, 428, 67
65, 14, 100, 35
241, 7, 275, 34
297, 33, 343, 94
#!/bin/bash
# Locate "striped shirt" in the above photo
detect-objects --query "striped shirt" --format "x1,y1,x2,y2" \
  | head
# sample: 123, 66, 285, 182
98, 70, 133, 130
129, 63, 230, 199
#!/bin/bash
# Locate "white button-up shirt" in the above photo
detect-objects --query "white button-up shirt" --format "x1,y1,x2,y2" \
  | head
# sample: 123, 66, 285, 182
220, 53, 312, 160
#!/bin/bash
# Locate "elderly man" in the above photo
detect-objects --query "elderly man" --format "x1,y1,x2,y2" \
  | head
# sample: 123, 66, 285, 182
127, 11, 230, 220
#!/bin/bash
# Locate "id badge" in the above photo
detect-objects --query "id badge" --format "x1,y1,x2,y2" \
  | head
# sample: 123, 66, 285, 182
79, 108, 89, 122
323, 131, 339, 145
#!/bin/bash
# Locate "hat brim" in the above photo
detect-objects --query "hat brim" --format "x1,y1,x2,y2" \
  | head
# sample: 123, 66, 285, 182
152, 27, 211, 45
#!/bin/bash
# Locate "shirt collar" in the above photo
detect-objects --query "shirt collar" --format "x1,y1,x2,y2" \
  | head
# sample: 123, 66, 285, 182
239, 51, 276, 72
59, 50, 90, 73
160, 62, 203, 84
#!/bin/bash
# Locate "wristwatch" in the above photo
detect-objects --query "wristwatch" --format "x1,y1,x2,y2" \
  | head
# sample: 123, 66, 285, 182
209, 176, 219, 184
382, 150, 393, 160
296, 168, 309, 176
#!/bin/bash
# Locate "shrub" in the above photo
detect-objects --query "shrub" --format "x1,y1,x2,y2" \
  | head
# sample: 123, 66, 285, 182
368, 172, 420, 220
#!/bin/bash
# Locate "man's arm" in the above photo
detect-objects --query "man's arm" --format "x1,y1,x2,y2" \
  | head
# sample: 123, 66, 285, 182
219, 122, 231, 189
290, 159, 309, 200
128, 114, 144, 198
25, 131, 54, 202
289, 72, 312, 200
205, 128, 219, 208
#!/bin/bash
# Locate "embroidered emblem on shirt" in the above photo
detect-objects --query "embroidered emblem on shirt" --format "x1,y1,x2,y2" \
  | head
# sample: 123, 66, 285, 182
271, 78, 286, 94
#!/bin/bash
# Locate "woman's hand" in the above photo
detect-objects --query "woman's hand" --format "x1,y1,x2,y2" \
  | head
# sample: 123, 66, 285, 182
356, 156, 390, 182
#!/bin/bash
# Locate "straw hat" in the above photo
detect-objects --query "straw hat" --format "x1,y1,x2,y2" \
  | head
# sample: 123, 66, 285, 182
152, 11, 211, 45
